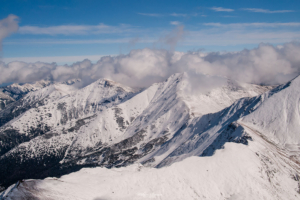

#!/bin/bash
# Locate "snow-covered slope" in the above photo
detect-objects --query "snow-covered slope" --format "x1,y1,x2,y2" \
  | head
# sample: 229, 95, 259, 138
149, 75, 300, 169
180, 78, 272, 117
2, 141, 300, 200
1, 72, 298, 196
2, 79, 133, 134
0, 83, 78, 159
241, 77, 300, 149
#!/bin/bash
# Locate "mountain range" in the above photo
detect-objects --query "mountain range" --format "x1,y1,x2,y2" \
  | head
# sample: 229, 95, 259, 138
0, 73, 300, 199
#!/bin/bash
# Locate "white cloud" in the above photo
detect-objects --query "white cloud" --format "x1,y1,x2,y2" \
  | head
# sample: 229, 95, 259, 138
4, 38, 155, 45
137, 13, 163, 17
185, 30, 300, 46
203, 22, 300, 28
170, 21, 181, 26
138, 12, 198, 18
1, 42, 300, 91
211, 7, 234, 12
243, 8, 294, 13
180, 22, 300, 46
160, 25, 185, 51
170, 13, 188, 17
222, 15, 237, 18
4, 21, 300, 47
0, 15, 19, 50
18, 23, 133, 35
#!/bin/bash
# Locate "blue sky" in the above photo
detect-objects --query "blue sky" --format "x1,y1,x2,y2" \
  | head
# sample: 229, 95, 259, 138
1, 0, 300, 64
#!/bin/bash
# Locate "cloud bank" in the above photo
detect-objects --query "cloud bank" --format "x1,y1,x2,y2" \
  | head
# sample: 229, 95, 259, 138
1, 42, 300, 92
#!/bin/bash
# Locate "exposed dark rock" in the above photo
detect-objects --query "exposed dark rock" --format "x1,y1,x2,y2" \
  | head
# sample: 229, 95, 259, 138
113, 107, 126, 131
67, 115, 96, 132
0, 98, 46, 128
0, 124, 51, 156
141, 157, 155, 165
201, 123, 252, 157
112, 129, 146, 153
0, 143, 68, 190
140, 135, 169, 154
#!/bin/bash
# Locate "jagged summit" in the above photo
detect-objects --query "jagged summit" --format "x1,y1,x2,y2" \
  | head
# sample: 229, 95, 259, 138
1, 79, 53, 100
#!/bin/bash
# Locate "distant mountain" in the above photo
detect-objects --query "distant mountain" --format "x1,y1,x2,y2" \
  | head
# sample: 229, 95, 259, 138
0, 80, 53, 101
0, 92, 14, 111
0, 79, 81, 110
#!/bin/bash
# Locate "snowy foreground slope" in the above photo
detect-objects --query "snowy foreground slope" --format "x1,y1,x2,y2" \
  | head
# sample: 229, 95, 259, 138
2, 141, 300, 200
1, 73, 300, 199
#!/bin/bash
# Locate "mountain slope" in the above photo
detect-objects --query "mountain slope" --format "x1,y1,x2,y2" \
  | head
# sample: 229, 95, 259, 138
2, 141, 300, 200
0, 73, 282, 190
2, 74, 300, 199
0, 78, 136, 188
241, 77, 300, 148
153, 76, 300, 168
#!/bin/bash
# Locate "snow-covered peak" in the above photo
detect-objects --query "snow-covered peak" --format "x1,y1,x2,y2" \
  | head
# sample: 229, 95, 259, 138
0, 78, 83, 102
178, 75, 272, 117
22, 83, 78, 103
241, 75, 300, 148
68, 78, 135, 107
5, 79, 52, 95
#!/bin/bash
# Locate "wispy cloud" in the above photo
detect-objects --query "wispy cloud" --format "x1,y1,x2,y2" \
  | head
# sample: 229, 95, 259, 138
222, 15, 237, 18
185, 20, 300, 46
170, 13, 188, 17
211, 7, 234, 12
242, 8, 294, 13
185, 30, 300, 46
204, 22, 300, 28
4, 38, 155, 45
18, 24, 133, 35
137, 13, 163, 17
0, 15, 19, 49
170, 21, 181, 26
138, 12, 198, 17
3, 55, 107, 64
